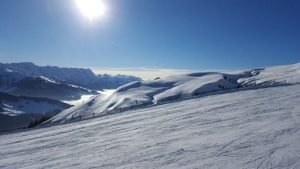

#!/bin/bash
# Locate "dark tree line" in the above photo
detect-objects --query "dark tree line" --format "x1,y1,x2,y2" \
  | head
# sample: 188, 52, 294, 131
28, 116, 51, 128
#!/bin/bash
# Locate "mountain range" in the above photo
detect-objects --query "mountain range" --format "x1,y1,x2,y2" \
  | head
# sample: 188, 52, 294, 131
0, 62, 141, 100
0, 62, 141, 132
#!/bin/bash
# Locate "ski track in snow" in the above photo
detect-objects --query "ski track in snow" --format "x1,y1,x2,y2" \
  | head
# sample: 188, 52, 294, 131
0, 85, 300, 169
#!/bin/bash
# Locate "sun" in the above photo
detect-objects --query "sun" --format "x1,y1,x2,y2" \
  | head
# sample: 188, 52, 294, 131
75, 0, 107, 21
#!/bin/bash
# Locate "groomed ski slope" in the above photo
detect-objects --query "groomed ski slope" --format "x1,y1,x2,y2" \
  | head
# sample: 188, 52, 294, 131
0, 85, 300, 169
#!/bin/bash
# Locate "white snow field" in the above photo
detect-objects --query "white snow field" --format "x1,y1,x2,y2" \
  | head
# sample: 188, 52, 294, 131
0, 84, 299, 169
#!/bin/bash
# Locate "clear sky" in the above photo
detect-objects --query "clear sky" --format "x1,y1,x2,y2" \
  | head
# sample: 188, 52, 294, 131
0, 0, 300, 71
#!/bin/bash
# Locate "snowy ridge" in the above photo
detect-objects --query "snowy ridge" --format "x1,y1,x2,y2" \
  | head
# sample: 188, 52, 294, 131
46, 63, 300, 125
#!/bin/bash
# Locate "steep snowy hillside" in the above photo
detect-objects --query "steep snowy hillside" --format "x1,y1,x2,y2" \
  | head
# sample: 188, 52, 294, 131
0, 93, 71, 132
0, 62, 141, 90
47, 63, 300, 125
0, 85, 299, 168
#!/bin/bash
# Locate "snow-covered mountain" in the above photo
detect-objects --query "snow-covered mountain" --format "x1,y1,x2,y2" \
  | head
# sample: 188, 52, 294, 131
0, 92, 71, 133
0, 62, 141, 89
0, 62, 141, 100
4, 76, 97, 101
47, 63, 300, 125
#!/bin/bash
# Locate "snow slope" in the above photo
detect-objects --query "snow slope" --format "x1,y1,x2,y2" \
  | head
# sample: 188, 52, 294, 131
0, 85, 299, 169
0, 93, 71, 132
47, 63, 300, 125
238, 63, 300, 86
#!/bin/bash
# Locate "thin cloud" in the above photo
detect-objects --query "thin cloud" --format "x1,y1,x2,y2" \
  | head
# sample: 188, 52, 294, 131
91, 67, 242, 80
91, 67, 195, 80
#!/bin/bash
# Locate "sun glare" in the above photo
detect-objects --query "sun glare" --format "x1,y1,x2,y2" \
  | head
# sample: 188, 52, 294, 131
75, 0, 107, 21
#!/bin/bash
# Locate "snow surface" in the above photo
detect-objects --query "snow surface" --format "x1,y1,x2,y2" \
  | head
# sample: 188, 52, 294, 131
47, 63, 300, 125
238, 63, 300, 86
0, 85, 299, 169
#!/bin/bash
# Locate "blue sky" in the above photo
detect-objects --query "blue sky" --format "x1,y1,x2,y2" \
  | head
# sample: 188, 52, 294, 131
0, 0, 300, 71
